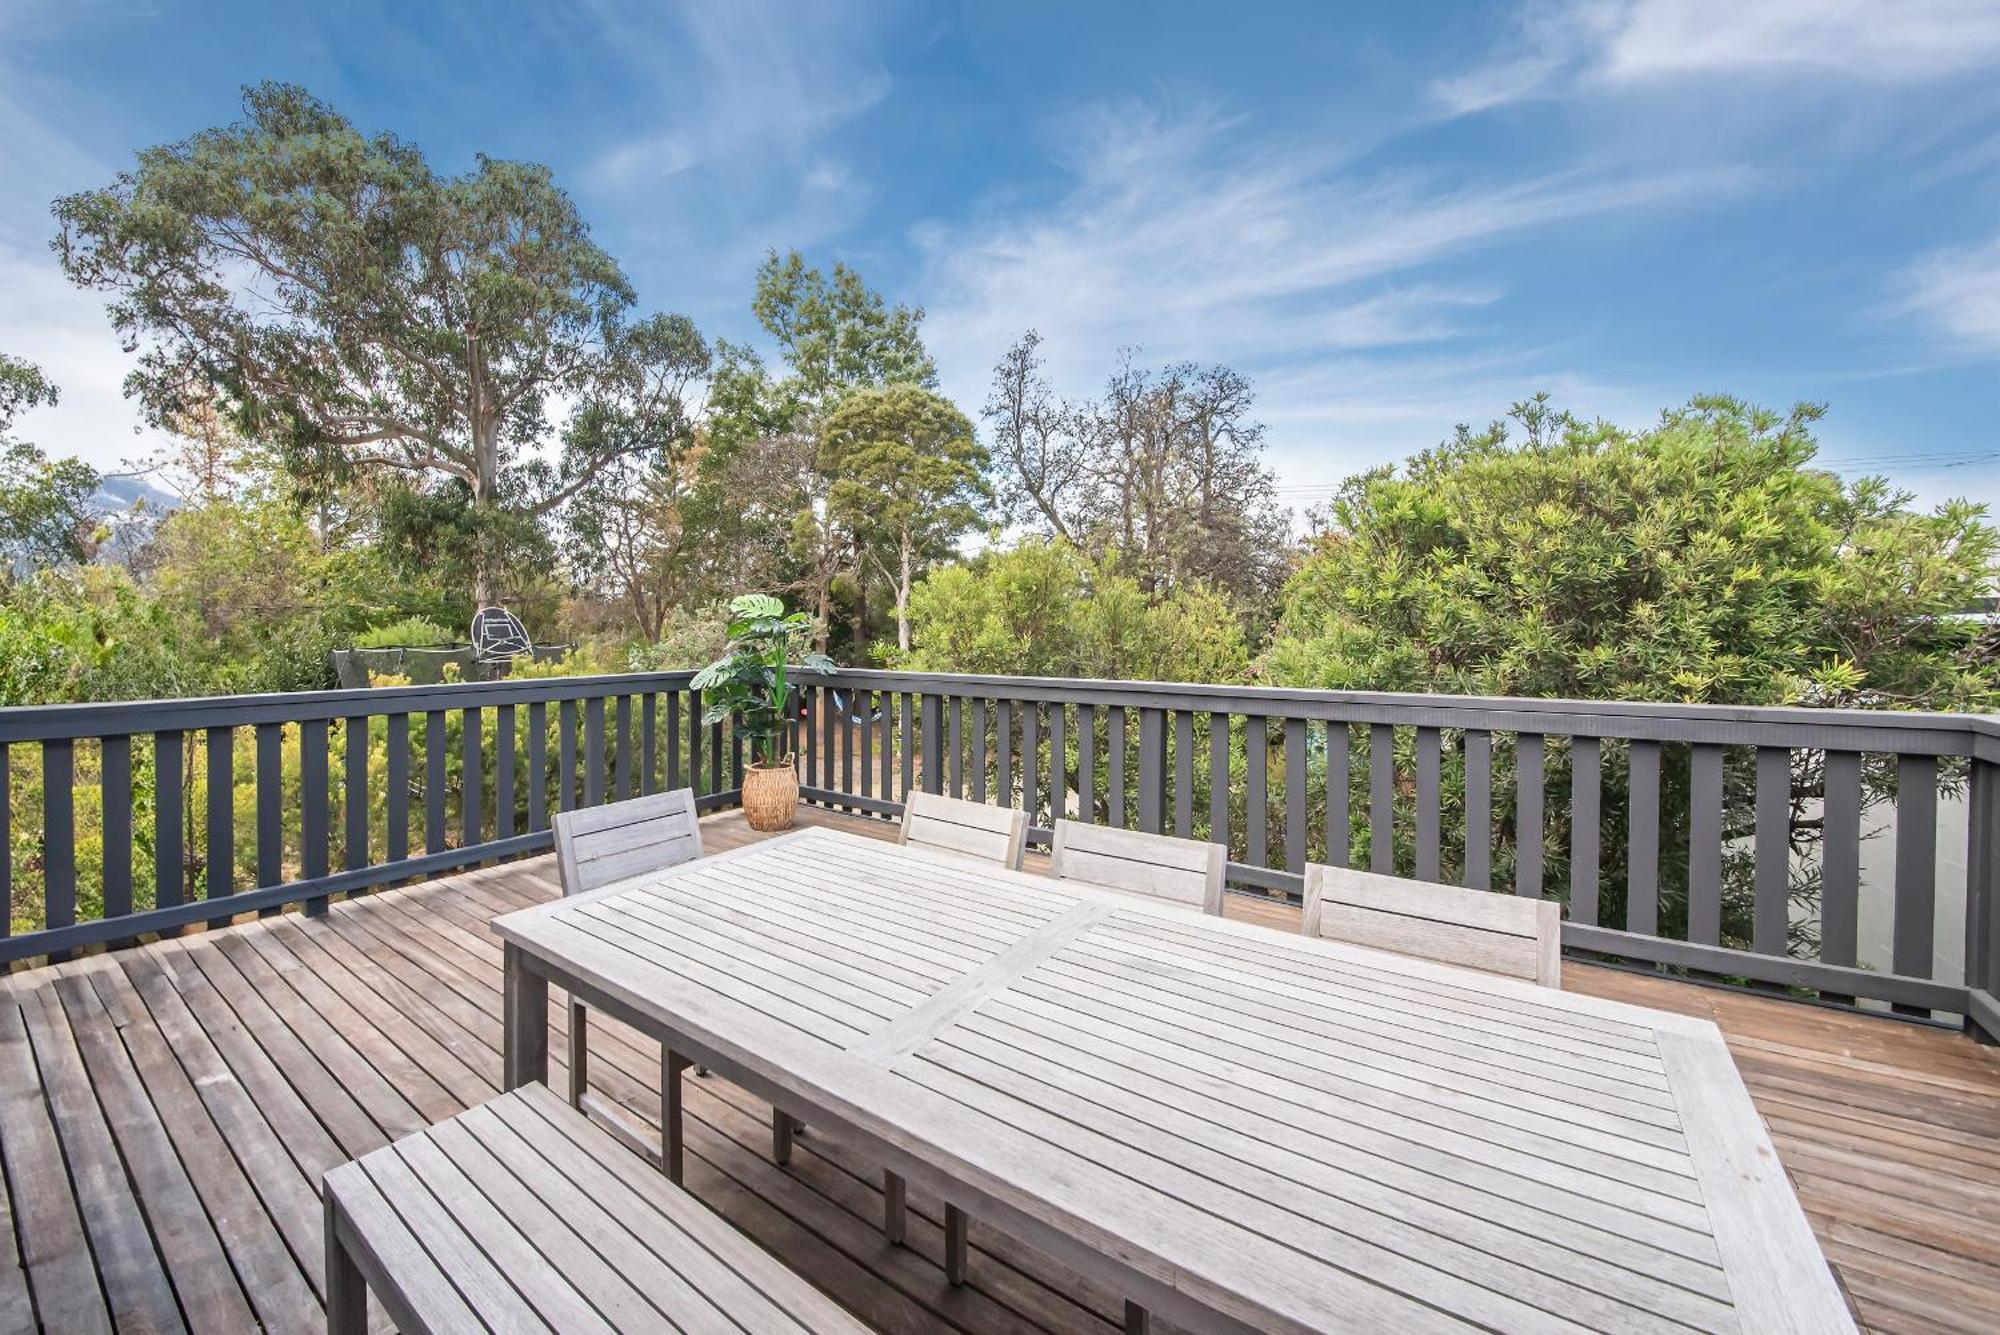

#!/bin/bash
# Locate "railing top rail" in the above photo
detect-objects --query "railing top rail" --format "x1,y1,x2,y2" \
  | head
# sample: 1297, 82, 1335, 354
814, 667, 2000, 757
0, 670, 700, 742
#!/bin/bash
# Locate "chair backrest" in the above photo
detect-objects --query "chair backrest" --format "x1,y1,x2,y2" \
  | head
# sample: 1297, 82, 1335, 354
1301, 863, 1561, 987
1049, 820, 1226, 915
898, 790, 1028, 869
553, 788, 704, 896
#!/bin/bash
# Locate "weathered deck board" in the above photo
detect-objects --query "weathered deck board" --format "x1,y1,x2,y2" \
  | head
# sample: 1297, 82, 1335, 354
0, 804, 1990, 1332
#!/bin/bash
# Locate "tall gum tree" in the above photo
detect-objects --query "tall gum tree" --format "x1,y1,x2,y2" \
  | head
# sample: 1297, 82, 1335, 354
54, 82, 707, 608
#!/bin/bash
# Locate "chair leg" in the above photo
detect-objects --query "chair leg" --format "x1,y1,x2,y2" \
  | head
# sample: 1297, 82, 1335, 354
566, 1001, 588, 1108
883, 1171, 907, 1244
662, 1050, 690, 1183
945, 1204, 968, 1286
1124, 1300, 1149, 1334
772, 1107, 793, 1166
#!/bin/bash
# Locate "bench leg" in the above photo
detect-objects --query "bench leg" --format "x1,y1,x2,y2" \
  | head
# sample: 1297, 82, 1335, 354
883, 1171, 907, 1244
663, 1050, 691, 1184
1124, 1300, 1149, 1334
324, 1193, 366, 1335
772, 1107, 793, 1166
567, 1001, 588, 1108
945, 1204, 968, 1286
502, 943, 548, 1090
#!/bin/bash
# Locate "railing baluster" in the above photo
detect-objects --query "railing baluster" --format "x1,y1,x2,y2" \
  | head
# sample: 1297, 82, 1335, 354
995, 700, 1013, 809
860, 691, 875, 800
1285, 717, 1307, 874
712, 716, 726, 792
300, 715, 328, 879
386, 716, 409, 860
1893, 754, 1938, 1006
102, 735, 133, 923
558, 700, 578, 811
920, 695, 942, 795
1245, 717, 1268, 868
1140, 708, 1165, 835
879, 694, 894, 805
1209, 713, 1230, 850
256, 723, 284, 902
641, 693, 657, 795
495, 705, 516, 840
970, 698, 987, 804
344, 716, 370, 871
1821, 750, 1862, 969
0, 743, 10, 937
1107, 707, 1126, 828
425, 710, 447, 852
1687, 743, 1723, 943
1325, 721, 1350, 869
1515, 733, 1544, 899
1022, 703, 1041, 825
584, 697, 606, 807
900, 693, 916, 800
1369, 723, 1394, 875
1047, 703, 1066, 819
527, 703, 548, 832
1077, 705, 1096, 823
688, 689, 705, 796
462, 706, 484, 846
802, 684, 815, 789
665, 693, 682, 792
949, 697, 965, 799
1626, 740, 1659, 936
154, 732, 183, 914
206, 726, 234, 921
1570, 736, 1600, 925
1461, 729, 1489, 889
819, 685, 834, 793
1753, 747, 1790, 956
1173, 711, 1194, 838
43, 740, 75, 940
846, 690, 861, 799
301, 718, 329, 897
1414, 726, 1441, 883
615, 695, 632, 802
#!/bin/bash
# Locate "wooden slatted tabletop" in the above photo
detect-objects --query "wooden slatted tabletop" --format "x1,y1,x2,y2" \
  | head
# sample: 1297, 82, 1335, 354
493, 825, 1857, 1335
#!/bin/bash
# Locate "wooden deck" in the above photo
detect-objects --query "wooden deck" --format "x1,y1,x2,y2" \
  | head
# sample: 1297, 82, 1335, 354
0, 805, 1993, 1333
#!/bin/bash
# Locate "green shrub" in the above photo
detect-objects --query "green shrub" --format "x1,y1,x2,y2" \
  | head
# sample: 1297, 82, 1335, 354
352, 617, 456, 649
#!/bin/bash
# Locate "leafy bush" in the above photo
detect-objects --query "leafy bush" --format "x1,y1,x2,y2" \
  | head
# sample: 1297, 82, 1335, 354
352, 617, 456, 649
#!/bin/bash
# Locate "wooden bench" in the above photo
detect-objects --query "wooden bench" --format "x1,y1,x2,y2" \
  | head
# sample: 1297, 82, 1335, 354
1302, 862, 1562, 986
323, 1083, 870, 1333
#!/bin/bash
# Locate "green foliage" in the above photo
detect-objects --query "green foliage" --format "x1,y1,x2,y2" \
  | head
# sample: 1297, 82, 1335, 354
0, 353, 98, 573
1264, 394, 2000, 950
54, 82, 707, 604
352, 617, 456, 649
0, 567, 210, 705
691, 595, 834, 766
899, 538, 1250, 682
625, 604, 733, 671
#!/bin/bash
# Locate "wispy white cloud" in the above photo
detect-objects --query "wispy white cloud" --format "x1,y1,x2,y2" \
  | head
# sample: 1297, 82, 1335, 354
1900, 234, 2000, 359
1436, 0, 2000, 114
915, 101, 1755, 481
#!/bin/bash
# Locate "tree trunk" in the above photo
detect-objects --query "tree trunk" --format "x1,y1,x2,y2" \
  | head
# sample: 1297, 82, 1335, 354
896, 535, 914, 654
471, 420, 500, 608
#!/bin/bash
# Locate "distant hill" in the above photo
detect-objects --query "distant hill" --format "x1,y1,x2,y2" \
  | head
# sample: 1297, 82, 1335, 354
89, 473, 180, 566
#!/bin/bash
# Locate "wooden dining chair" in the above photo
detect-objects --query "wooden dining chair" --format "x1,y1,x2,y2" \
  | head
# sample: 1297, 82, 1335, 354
1048, 820, 1227, 915
1300, 862, 1561, 987
898, 789, 1029, 868
552, 788, 705, 1156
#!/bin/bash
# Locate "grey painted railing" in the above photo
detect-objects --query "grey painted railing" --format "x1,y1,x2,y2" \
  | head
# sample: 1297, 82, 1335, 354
2, 667, 1997, 1037
0, 672, 739, 963
795, 669, 2000, 1036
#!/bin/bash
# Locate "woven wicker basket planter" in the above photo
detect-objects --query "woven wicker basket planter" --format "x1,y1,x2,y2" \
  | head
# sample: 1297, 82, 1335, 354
741, 762, 800, 831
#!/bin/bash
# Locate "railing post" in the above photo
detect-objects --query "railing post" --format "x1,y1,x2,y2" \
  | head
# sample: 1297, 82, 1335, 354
1966, 755, 2000, 1042
920, 695, 943, 795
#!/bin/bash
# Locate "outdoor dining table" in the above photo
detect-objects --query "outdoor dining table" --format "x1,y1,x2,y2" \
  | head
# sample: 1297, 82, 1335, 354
492, 824, 1855, 1334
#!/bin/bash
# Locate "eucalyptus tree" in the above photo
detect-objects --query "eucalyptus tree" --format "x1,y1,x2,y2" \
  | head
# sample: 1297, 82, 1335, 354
54, 82, 708, 609
0, 353, 98, 572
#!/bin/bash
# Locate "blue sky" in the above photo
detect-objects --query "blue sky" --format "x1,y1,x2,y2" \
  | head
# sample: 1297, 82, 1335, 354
3, 0, 1997, 512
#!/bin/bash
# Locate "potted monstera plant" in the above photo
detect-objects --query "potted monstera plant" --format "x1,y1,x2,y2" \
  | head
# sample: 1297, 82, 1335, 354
692, 594, 833, 831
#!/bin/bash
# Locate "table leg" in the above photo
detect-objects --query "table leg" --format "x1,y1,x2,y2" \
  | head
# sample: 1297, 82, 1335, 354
324, 1192, 367, 1335
567, 1001, 588, 1107
772, 1107, 794, 1166
663, 1050, 691, 1183
1124, 1300, 1149, 1334
883, 1171, 907, 1244
945, 1204, 969, 1285
502, 943, 548, 1090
